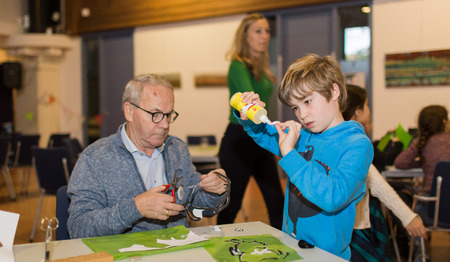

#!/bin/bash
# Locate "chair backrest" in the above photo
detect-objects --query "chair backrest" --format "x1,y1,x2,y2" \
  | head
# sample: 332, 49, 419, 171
428, 161, 450, 226
32, 147, 71, 195
56, 185, 70, 240
14, 134, 40, 166
62, 137, 84, 160
0, 135, 11, 166
47, 133, 70, 148
187, 135, 217, 146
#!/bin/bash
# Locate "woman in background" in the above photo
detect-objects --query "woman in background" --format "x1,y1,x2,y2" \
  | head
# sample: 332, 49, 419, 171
394, 105, 450, 193
343, 84, 426, 261
217, 13, 284, 229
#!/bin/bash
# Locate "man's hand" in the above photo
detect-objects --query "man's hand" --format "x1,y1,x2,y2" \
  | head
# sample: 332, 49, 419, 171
199, 169, 228, 195
275, 120, 302, 156
134, 185, 185, 220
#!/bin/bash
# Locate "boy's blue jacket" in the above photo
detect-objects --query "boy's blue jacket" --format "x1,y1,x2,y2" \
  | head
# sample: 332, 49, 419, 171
240, 118, 373, 260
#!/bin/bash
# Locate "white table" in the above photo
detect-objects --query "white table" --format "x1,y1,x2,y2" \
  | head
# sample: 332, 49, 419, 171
381, 167, 424, 178
13, 221, 345, 261
188, 145, 219, 165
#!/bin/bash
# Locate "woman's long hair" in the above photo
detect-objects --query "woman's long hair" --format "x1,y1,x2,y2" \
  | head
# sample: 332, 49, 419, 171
417, 105, 448, 163
227, 13, 276, 83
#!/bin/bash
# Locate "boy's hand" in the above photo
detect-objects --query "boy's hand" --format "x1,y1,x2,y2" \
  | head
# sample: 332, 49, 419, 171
275, 120, 302, 156
239, 92, 266, 121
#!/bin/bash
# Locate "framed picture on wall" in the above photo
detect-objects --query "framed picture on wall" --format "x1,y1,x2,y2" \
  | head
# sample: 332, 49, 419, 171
160, 73, 181, 88
194, 73, 227, 88
385, 49, 450, 87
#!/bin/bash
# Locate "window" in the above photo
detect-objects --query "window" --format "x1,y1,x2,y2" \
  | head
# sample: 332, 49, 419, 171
344, 26, 371, 60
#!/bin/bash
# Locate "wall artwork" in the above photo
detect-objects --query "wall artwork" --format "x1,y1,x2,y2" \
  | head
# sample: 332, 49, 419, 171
160, 73, 181, 88
194, 73, 227, 88
385, 49, 450, 87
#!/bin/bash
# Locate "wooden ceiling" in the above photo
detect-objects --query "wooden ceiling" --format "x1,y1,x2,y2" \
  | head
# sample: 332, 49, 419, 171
64, 0, 344, 35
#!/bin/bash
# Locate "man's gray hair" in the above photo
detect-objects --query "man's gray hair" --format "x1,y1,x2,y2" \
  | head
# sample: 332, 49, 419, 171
122, 74, 173, 111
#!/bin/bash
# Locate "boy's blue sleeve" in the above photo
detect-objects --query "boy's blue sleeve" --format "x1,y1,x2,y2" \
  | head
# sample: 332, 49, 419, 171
238, 116, 282, 157
279, 136, 373, 212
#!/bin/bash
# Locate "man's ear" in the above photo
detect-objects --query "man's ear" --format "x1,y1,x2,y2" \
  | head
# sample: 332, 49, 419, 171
331, 83, 340, 101
124, 102, 133, 121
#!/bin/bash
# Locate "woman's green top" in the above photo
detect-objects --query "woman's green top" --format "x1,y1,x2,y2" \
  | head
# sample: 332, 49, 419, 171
227, 60, 274, 124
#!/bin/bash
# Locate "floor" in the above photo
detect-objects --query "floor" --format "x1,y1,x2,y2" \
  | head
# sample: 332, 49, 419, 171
1, 167, 449, 261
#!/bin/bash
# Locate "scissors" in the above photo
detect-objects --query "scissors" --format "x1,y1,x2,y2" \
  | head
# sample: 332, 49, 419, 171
40, 217, 59, 261
162, 170, 184, 203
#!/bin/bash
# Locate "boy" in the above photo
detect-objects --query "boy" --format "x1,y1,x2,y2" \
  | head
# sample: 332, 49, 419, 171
236, 54, 373, 260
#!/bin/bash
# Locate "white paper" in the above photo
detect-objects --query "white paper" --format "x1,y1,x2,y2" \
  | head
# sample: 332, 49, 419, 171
157, 231, 207, 246
0, 211, 20, 262
119, 230, 208, 253
119, 244, 165, 252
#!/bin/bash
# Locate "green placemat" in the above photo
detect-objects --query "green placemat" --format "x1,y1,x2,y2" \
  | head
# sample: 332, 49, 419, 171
204, 234, 302, 262
82, 225, 211, 260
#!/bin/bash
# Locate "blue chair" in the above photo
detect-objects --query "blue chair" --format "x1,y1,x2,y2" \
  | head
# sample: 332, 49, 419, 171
12, 134, 40, 194
0, 135, 16, 200
56, 185, 70, 240
187, 135, 216, 146
47, 133, 70, 148
408, 161, 450, 262
62, 137, 84, 168
29, 147, 71, 242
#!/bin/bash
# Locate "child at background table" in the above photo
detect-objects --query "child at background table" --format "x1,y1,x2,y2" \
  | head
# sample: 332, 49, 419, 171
343, 84, 426, 261
235, 54, 373, 260
394, 105, 450, 193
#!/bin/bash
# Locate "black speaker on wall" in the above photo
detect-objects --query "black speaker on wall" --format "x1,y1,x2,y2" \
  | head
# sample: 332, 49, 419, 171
1, 62, 22, 90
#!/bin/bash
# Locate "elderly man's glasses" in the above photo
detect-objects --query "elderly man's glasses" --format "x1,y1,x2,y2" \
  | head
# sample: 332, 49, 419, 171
130, 103, 179, 123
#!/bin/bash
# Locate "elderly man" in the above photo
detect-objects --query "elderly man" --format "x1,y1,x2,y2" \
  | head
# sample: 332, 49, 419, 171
68, 74, 228, 238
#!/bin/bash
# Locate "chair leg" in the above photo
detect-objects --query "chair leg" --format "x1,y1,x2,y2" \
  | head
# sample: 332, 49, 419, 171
386, 211, 402, 262
420, 237, 426, 262
408, 237, 415, 262
29, 192, 45, 242
2, 166, 16, 200
19, 166, 31, 194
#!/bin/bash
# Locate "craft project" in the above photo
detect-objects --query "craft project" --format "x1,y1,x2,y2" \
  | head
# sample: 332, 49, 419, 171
204, 234, 302, 262
377, 123, 412, 152
82, 225, 211, 260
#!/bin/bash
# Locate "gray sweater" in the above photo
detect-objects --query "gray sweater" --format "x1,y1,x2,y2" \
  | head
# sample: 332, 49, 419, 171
67, 125, 224, 238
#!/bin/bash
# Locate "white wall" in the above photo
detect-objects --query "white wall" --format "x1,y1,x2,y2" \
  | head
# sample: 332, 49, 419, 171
5, 0, 450, 146
134, 15, 246, 144
60, 36, 83, 144
0, 0, 23, 36
371, 0, 450, 139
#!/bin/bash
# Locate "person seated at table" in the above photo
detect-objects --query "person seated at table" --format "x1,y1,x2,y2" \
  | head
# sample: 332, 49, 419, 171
67, 74, 228, 238
343, 84, 427, 261
394, 105, 450, 193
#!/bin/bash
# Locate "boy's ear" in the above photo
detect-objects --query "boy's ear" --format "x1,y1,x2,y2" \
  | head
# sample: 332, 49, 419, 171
331, 83, 340, 101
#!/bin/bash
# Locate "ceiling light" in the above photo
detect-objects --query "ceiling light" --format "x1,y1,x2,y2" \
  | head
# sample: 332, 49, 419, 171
361, 6, 371, 14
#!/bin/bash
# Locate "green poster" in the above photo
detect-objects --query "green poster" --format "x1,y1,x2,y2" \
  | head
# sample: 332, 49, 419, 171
204, 234, 302, 261
82, 225, 211, 260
